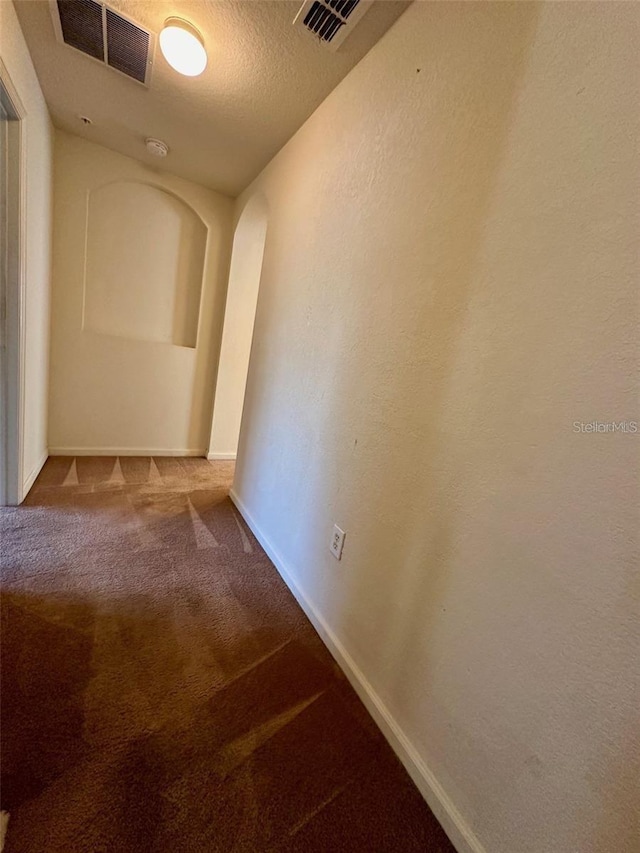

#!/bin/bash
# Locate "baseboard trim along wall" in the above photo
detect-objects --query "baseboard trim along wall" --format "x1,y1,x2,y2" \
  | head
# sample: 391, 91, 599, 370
48, 447, 206, 457
22, 451, 48, 501
207, 452, 237, 461
229, 489, 486, 853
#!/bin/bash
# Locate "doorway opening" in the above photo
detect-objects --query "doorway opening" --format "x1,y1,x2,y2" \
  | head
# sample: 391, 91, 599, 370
0, 63, 25, 506
208, 195, 268, 461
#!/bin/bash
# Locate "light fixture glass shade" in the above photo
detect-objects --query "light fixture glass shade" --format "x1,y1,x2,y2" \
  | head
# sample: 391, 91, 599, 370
159, 18, 207, 77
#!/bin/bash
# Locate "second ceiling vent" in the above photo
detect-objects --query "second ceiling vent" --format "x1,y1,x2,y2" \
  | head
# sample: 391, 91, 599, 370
294, 0, 372, 51
52, 0, 153, 85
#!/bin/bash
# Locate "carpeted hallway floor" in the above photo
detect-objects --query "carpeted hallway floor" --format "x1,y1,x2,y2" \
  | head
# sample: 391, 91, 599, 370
1, 457, 455, 852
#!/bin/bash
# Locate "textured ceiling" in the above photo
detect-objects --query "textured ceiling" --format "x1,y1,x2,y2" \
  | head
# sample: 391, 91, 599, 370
14, 0, 409, 195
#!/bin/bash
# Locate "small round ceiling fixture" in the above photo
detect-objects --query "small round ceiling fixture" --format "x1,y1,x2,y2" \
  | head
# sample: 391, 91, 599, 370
159, 17, 207, 77
146, 138, 169, 158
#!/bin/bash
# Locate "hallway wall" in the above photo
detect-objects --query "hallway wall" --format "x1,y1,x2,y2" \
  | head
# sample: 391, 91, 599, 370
0, 1, 53, 497
49, 132, 233, 456
208, 195, 268, 460
231, 3, 639, 853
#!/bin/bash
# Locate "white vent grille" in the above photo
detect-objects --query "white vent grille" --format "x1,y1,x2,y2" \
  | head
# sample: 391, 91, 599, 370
294, 0, 372, 52
51, 0, 154, 85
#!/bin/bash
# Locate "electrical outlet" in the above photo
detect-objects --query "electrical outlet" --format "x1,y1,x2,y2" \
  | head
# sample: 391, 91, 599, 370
330, 524, 346, 560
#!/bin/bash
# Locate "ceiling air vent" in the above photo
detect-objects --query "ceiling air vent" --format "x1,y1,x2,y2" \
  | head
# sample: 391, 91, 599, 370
294, 0, 372, 52
51, 0, 154, 85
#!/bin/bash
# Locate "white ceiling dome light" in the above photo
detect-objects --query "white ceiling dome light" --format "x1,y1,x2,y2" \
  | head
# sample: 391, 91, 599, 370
159, 17, 207, 77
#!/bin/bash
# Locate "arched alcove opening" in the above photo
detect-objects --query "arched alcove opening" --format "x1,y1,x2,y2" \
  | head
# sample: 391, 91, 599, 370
84, 181, 207, 348
208, 194, 268, 460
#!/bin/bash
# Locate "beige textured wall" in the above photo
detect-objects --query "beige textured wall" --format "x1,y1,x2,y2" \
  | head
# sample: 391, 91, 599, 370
83, 181, 207, 348
232, 3, 639, 852
0, 0, 53, 495
49, 131, 232, 455
209, 195, 268, 459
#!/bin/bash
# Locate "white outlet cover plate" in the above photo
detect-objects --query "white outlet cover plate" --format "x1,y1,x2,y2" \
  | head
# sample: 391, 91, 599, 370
330, 524, 346, 560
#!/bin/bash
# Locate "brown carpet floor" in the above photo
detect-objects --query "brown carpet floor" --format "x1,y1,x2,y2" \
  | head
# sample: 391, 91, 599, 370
1, 457, 454, 852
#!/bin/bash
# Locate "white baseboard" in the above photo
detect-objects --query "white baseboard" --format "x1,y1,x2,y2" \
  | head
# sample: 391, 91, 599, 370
207, 452, 237, 461
22, 450, 48, 500
48, 447, 206, 457
229, 488, 486, 853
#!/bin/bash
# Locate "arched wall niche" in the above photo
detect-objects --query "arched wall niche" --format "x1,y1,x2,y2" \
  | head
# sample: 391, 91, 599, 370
208, 193, 269, 459
83, 180, 208, 348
